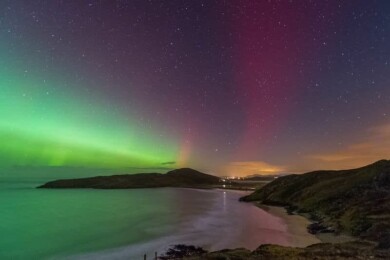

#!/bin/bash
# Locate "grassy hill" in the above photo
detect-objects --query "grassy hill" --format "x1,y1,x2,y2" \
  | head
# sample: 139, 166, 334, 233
38, 168, 221, 189
240, 160, 390, 244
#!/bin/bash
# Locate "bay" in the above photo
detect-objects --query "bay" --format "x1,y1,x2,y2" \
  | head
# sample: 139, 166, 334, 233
1, 178, 293, 259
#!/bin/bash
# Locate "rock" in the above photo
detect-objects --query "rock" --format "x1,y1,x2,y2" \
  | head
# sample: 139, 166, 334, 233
159, 244, 207, 259
307, 222, 335, 234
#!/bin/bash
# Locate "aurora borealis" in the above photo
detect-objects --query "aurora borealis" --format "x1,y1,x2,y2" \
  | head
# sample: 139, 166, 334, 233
0, 32, 178, 168
0, 1, 389, 175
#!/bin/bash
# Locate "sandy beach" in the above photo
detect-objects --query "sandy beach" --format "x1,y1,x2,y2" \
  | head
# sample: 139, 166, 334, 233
258, 204, 356, 247
258, 204, 321, 247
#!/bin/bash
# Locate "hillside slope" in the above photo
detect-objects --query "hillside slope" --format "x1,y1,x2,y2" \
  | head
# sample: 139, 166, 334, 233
38, 168, 221, 189
241, 160, 390, 243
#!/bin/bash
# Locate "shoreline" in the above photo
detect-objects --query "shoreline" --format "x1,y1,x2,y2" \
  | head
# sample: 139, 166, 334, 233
257, 203, 356, 246
257, 204, 321, 247
63, 188, 295, 259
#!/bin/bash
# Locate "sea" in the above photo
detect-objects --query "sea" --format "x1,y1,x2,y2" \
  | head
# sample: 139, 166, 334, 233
1, 169, 293, 259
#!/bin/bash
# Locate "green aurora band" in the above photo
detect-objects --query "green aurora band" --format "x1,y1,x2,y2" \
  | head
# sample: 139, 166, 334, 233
0, 47, 178, 168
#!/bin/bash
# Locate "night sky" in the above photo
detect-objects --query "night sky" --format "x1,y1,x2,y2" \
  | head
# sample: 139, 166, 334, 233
0, 1, 389, 176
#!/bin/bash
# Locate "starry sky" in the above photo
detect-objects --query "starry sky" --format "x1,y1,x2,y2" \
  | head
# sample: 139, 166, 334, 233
0, 0, 389, 176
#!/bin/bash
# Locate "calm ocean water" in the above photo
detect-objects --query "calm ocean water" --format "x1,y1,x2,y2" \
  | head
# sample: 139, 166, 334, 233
0, 175, 291, 260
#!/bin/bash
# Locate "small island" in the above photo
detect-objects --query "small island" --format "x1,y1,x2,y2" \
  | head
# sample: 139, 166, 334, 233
38, 168, 221, 189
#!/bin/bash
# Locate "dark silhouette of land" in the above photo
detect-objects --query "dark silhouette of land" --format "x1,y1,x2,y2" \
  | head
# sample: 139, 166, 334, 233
158, 242, 390, 259
38, 168, 221, 189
